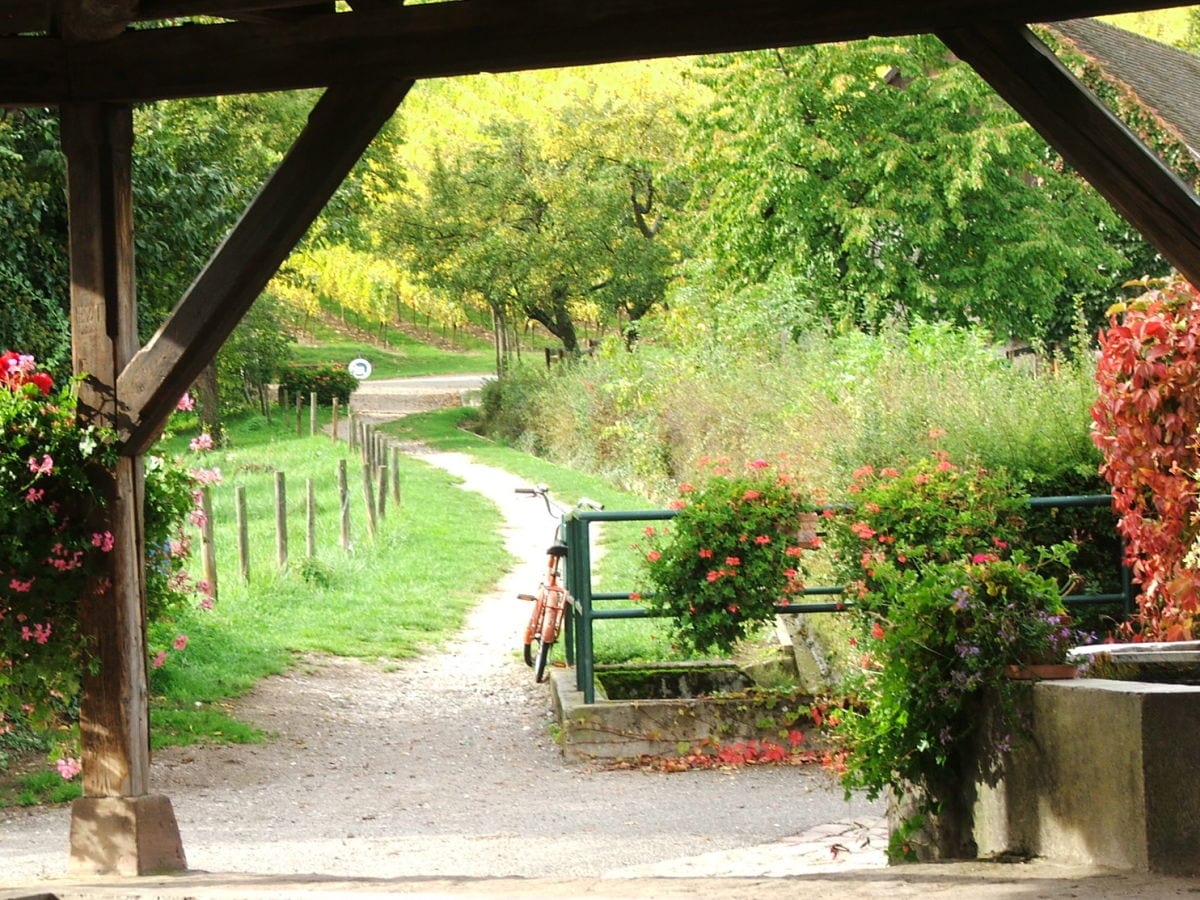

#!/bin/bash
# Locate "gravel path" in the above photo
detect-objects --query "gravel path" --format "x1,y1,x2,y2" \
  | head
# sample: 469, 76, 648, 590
0, 385, 883, 881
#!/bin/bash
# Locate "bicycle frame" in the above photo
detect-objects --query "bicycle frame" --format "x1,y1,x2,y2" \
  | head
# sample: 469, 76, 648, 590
517, 485, 601, 682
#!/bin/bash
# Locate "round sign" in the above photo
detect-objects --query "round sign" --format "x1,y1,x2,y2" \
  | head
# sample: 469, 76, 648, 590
347, 358, 373, 380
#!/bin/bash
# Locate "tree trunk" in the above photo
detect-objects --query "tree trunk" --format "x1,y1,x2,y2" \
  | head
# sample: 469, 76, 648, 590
196, 359, 222, 445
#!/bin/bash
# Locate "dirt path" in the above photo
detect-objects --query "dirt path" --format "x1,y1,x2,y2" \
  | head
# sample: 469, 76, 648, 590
0, 383, 885, 881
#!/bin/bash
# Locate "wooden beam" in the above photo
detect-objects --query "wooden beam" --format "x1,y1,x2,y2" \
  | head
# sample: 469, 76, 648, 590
60, 102, 150, 799
0, 0, 1192, 104
57, 0, 138, 41
940, 23, 1200, 289
116, 79, 413, 453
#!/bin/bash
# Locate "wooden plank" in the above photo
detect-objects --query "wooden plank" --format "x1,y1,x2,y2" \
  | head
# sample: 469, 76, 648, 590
0, 0, 1184, 104
60, 102, 150, 799
116, 79, 412, 453
940, 23, 1200, 289
58, 0, 137, 41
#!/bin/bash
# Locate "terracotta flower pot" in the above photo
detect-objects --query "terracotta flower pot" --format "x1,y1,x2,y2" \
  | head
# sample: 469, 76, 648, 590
1004, 663, 1079, 681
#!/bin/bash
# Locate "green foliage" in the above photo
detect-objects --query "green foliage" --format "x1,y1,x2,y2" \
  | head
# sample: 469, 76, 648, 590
637, 458, 817, 653
1092, 278, 1200, 641
277, 363, 359, 406
823, 456, 1083, 849
681, 37, 1154, 343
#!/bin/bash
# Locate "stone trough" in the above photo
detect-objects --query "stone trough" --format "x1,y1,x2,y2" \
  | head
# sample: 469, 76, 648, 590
550, 661, 819, 762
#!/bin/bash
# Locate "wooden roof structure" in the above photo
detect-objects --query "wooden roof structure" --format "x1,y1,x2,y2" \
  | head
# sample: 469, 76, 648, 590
13, 0, 1200, 876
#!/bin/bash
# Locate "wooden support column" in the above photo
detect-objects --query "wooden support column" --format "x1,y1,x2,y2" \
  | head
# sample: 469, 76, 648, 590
60, 101, 186, 877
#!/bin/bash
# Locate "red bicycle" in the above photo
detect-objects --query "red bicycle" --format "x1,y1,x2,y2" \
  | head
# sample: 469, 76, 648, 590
516, 485, 602, 683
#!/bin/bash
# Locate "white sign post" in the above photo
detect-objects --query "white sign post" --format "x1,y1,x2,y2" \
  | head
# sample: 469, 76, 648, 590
348, 358, 373, 381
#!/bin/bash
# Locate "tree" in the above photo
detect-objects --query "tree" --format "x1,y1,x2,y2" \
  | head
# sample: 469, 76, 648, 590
383, 65, 693, 357
393, 109, 677, 354
681, 37, 1158, 343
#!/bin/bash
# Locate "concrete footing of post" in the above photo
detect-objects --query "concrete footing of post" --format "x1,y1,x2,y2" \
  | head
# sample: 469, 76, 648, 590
68, 794, 187, 876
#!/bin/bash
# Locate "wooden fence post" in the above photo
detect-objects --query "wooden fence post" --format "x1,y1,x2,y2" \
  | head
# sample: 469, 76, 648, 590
348, 412, 357, 450
331, 397, 340, 442
377, 465, 388, 519
338, 458, 351, 550
294, 395, 303, 436
309, 391, 318, 437
200, 486, 218, 604
390, 445, 401, 505
275, 470, 288, 569
236, 485, 249, 582
362, 464, 377, 539
306, 477, 317, 557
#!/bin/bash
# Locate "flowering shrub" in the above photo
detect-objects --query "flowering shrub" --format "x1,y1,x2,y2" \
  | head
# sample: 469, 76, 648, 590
637, 458, 818, 653
825, 454, 1083, 859
1092, 277, 1200, 641
0, 352, 201, 760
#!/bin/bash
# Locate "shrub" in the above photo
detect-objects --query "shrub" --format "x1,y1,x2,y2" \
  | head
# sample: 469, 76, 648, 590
277, 363, 358, 406
636, 457, 819, 653
824, 454, 1084, 860
1092, 277, 1200, 641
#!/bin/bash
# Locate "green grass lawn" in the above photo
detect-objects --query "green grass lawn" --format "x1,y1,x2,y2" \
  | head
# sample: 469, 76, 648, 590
147, 410, 511, 749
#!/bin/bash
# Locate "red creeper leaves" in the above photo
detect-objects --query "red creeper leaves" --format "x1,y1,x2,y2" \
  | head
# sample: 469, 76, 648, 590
1093, 279, 1200, 641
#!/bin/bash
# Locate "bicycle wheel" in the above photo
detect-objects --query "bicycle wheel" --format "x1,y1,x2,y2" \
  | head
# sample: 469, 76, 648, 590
533, 636, 553, 683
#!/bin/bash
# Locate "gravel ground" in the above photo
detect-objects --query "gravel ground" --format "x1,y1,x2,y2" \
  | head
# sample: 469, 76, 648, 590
0, 437, 880, 882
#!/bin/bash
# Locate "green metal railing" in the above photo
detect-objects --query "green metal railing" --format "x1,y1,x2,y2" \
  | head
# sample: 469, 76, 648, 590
561, 495, 1131, 704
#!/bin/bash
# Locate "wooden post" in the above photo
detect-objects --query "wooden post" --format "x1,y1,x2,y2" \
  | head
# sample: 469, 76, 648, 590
294, 395, 303, 436
275, 470, 288, 570
362, 464, 377, 539
348, 412, 358, 450
391, 445, 401, 506
331, 397, 340, 442
309, 391, 318, 437
61, 101, 186, 875
236, 485, 250, 582
377, 465, 388, 519
199, 486, 218, 604
338, 458, 351, 550
306, 477, 316, 558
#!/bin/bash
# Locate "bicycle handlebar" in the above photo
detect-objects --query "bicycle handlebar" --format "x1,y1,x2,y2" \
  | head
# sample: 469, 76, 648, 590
514, 485, 605, 516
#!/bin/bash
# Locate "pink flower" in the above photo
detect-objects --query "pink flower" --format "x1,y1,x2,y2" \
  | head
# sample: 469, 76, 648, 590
151, 651, 168, 669
706, 570, 722, 583
24, 487, 44, 503
742, 490, 761, 501
644, 526, 656, 536
56, 757, 82, 780
850, 521, 876, 540
172, 634, 189, 651
20, 623, 51, 644
91, 531, 115, 552
871, 621, 886, 640
28, 454, 53, 475
9, 577, 33, 593
176, 393, 196, 412
754, 535, 771, 545
971, 553, 1000, 564
880, 468, 900, 478
646, 550, 661, 562
725, 556, 741, 567
668, 499, 686, 510
746, 459, 769, 470
698, 548, 714, 558
678, 482, 695, 494
189, 432, 214, 452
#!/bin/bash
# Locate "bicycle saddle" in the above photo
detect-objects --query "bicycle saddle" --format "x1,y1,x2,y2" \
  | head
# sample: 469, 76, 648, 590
547, 541, 568, 558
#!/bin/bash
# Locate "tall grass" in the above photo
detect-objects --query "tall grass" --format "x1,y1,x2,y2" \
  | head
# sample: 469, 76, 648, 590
478, 322, 1103, 502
